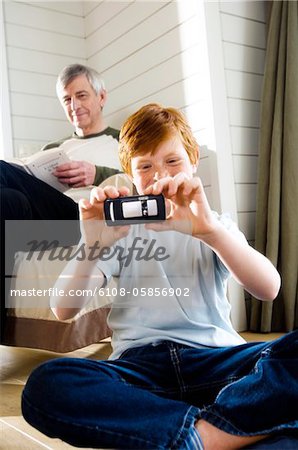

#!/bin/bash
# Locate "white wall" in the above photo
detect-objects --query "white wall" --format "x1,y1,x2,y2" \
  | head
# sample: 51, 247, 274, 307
201, 1, 267, 329
85, 2, 204, 125
219, 1, 267, 244
201, 1, 267, 244
84, 0, 216, 205
1, 1, 13, 159
2, 0, 86, 157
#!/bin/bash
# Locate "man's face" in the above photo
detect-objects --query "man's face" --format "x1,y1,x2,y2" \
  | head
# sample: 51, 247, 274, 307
130, 136, 198, 194
58, 74, 106, 136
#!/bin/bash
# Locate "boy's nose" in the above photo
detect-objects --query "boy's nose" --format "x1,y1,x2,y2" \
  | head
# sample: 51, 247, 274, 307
153, 169, 168, 181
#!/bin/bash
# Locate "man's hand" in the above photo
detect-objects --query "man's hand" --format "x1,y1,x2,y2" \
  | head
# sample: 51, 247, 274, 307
54, 160, 96, 187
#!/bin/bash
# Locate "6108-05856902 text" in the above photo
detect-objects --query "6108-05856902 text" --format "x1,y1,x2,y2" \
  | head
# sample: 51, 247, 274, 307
97, 287, 190, 297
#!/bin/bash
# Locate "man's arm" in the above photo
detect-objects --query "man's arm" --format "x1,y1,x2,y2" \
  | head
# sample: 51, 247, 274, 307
94, 166, 121, 186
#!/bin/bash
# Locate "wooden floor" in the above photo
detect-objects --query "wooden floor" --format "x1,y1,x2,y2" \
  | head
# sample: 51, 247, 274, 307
0, 340, 112, 449
0, 332, 285, 449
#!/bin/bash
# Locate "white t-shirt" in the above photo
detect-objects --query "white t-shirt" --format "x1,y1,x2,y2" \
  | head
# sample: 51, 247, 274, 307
96, 213, 246, 359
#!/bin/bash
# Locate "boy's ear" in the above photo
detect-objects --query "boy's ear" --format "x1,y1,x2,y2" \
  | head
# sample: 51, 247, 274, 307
192, 147, 199, 173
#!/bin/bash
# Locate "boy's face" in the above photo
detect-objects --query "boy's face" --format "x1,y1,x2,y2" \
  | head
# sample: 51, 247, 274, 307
130, 136, 197, 194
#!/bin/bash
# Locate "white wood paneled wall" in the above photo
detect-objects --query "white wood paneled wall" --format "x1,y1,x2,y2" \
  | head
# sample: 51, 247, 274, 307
3, 1, 86, 156
83, 0, 216, 208
86, 2, 209, 127
219, 1, 267, 243
202, 1, 267, 330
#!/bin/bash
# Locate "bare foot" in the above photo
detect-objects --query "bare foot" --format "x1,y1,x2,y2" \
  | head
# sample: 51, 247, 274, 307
196, 419, 268, 450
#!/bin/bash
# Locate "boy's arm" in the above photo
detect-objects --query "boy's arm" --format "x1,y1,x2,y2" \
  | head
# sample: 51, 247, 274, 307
200, 224, 280, 301
50, 247, 106, 321
51, 184, 131, 320
145, 174, 280, 301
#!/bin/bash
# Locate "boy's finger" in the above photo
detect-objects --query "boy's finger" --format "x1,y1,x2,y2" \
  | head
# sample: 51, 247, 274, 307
150, 177, 178, 196
78, 198, 92, 210
103, 185, 121, 198
118, 186, 131, 197
89, 187, 106, 203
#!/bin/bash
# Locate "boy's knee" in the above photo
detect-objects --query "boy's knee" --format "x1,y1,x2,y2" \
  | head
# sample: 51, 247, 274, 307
22, 358, 70, 412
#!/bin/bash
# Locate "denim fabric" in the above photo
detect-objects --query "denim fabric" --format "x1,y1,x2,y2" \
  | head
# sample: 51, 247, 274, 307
22, 331, 298, 449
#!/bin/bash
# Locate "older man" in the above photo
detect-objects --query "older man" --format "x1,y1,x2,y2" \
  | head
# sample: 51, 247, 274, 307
0, 63, 121, 220
0, 64, 122, 341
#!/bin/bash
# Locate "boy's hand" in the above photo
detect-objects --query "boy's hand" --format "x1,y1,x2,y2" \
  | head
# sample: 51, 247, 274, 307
144, 173, 218, 239
78, 185, 131, 248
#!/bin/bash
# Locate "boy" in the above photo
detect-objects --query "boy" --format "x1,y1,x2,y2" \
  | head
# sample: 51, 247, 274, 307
22, 104, 297, 449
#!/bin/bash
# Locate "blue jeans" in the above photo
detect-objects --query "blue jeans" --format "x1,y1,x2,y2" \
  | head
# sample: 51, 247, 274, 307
22, 331, 298, 449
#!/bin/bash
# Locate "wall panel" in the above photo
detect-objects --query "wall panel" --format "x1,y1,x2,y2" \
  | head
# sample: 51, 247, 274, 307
10, 93, 66, 121
33, 1, 84, 16
220, 1, 266, 22
4, 1, 85, 36
101, 15, 199, 91
220, 12, 266, 48
226, 71, 263, 101
9, 70, 58, 97
84, 1, 129, 36
223, 42, 265, 75
3, 1, 86, 157
88, 1, 195, 73
12, 117, 72, 143
6, 47, 85, 76
5, 23, 85, 57
219, 1, 266, 246
230, 127, 259, 156
86, 2, 163, 57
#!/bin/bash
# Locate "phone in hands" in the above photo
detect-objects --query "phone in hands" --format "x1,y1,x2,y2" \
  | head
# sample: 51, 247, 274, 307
104, 194, 166, 226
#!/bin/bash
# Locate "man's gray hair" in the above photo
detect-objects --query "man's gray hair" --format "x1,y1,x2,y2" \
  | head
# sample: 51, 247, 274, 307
56, 64, 105, 97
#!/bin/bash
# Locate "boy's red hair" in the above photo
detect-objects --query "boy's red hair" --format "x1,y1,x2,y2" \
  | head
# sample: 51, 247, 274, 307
119, 103, 199, 175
